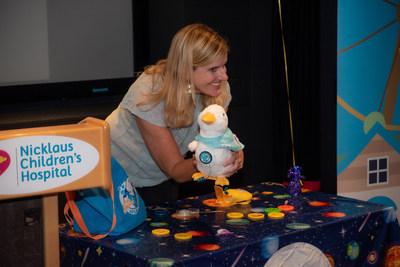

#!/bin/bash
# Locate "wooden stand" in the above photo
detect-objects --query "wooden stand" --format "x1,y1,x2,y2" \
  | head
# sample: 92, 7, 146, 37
42, 195, 60, 267
0, 117, 112, 266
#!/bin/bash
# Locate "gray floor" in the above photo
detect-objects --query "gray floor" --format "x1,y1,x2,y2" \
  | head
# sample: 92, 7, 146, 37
0, 197, 43, 267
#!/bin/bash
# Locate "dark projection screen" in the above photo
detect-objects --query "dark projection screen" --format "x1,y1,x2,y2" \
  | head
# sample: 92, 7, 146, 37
0, 0, 134, 103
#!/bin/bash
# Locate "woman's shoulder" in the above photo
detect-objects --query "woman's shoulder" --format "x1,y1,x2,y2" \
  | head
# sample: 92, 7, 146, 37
130, 72, 162, 94
133, 72, 153, 87
119, 72, 165, 125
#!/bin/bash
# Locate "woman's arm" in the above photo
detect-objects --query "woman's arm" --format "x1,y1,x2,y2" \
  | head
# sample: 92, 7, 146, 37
136, 116, 196, 183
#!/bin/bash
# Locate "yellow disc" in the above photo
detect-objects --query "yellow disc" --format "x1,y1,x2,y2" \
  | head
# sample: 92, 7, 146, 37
152, 228, 170, 237
227, 212, 244, 219
248, 212, 265, 221
174, 232, 192, 241
268, 211, 285, 219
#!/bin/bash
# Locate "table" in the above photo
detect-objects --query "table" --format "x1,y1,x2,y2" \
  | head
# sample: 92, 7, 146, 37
60, 182, 400, 266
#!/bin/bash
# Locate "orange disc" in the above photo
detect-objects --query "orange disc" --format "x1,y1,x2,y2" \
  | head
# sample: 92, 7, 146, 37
278, 204, 294, 212
202, 198, 234, 207
309, 201, 329, 207
195, 243, 221, 251
323, 212, 346, 218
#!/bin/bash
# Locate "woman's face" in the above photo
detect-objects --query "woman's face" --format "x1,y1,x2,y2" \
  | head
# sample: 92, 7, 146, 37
192, 55, 228, 97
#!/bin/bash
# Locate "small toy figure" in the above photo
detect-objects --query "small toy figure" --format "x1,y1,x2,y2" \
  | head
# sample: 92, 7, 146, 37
188, 104, 251, 205
287, 166, 304, 197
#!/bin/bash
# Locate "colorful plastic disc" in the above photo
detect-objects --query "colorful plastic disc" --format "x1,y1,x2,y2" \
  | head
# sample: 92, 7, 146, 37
265, 207, 281, 214
227, 212, 244, 219
248, 212, 265, 221
278, 204, 294, 212
152, 228, 170, 237
194, 243, 221, 251
308, 201, 329, 207
187, 230, 208, 237
202, 198, 235, 207
174, 232, 192, 241
262, 191, 274, 195
268, 212, 285, 219
322, 212, 346, 218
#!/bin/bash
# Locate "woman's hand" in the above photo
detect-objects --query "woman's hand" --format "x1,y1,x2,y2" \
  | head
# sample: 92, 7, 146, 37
223, 150, 244, 177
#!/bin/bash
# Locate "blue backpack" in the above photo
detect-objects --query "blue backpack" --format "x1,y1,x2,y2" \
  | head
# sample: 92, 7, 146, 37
64, 157, 147, 239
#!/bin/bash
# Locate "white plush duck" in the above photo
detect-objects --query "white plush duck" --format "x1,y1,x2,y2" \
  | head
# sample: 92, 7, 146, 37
189, 104, 250, 204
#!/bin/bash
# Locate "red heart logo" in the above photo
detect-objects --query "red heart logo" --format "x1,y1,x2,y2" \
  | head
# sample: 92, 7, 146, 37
0, 150, 11, 176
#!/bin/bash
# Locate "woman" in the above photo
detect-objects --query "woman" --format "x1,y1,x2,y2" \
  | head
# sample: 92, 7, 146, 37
106, 23, 244, 205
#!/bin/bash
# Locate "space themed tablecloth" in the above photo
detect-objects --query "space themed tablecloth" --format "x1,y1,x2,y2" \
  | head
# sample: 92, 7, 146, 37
59, 182, 400, 266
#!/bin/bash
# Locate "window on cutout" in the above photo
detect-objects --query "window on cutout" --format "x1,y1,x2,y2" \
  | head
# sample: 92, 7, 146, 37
367, 156, 389, 186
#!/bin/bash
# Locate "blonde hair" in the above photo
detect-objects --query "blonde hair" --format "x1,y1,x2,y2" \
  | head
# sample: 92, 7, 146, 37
141, 23, 230, 128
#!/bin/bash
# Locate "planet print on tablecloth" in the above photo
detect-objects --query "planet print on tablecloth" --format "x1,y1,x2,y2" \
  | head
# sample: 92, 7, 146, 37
384, 244, 400, 267
324, 253, 335, 266
115, 237, 141, 246
150, 222, 169, 227
367, 250, 378, 265
286, 223, 311, 230
261, 235, 280, 259
264, 242, 330, 267
148, 257, 174, 267
273, 194, 291, 199
346, 241, 360, 260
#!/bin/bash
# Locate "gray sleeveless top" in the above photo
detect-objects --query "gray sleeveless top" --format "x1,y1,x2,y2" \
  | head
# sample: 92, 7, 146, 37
106, 73, 231, 187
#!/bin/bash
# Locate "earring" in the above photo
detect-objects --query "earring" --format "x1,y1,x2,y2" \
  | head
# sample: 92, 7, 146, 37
187, 83, 192, 94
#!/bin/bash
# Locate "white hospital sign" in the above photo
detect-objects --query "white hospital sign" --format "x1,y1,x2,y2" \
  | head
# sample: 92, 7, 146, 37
0, 117, 111, 200
0, 136, 99, 195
